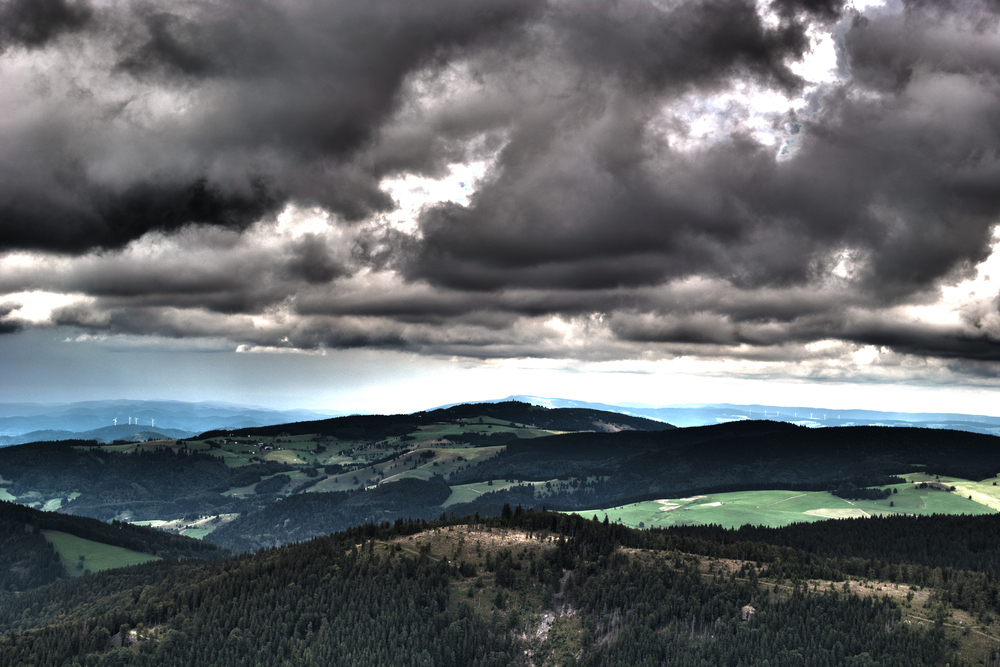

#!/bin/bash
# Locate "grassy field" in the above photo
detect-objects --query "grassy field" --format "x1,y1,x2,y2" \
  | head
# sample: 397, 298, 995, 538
131, 513, 237, 538
444, 476, 597, 507
444, 481, 524, 507
905, 472, 1000, 511
180, 528, 213, 539
42, 531, 159, 577
579, 480, 998, 530
41, 498, 63, 511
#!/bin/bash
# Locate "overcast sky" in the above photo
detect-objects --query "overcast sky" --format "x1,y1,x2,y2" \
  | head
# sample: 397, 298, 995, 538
3, 0, 1000, 415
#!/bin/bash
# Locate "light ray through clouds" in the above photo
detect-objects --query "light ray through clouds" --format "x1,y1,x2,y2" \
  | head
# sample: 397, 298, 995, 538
3, 0, 1000, 414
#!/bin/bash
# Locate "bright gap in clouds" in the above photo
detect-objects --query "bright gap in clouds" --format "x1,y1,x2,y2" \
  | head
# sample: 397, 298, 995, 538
1, 291, 90, 325
379, 160, 491, 234
904, 229, 1000, 329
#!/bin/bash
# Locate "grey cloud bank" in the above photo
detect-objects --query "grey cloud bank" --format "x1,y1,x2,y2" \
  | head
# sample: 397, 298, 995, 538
2, 0, 1000, 400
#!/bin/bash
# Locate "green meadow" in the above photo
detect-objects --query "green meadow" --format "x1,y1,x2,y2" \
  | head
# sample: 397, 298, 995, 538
41, 498, 63, 511
906, 472, 1000, 511
444, 481, 522, 507
443, 476, 596, 507
179, 528, 213, 539
578, 480, 998, 530
42, 531, 159, 577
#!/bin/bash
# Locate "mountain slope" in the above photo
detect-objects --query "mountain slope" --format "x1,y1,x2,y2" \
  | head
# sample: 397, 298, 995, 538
0, 511, 980, 666
0, 425, 194, 447
197, 400, 674, 441
0, 500, 228, 595
0, 400, 343, 446
0, 441, 296, 522
488, 394, 1000, 434
447, 420, 1000, 509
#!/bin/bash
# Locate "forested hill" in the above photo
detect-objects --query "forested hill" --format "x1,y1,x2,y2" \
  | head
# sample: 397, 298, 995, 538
196, 400, 674, 440
2, 510, 994, 666
0, 442, 298, 522
0, 500, 227, 595
205, 477, 452, 552
448, 420, 1000, 508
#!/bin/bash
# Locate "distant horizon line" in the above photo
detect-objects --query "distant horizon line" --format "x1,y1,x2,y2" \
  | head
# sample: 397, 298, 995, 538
1, 394, 999, 415
3, 394, 1000, 423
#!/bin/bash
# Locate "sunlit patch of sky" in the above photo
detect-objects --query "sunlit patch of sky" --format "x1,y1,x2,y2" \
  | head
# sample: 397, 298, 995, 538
1, 291, 91, 325
904, 230, 1000, 329
378, 159, 492, 234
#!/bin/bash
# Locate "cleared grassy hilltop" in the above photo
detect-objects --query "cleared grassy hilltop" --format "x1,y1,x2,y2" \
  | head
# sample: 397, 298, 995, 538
5, 511, 1000, 666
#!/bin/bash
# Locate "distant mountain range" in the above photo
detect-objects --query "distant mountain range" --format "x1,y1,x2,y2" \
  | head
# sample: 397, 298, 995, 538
4, 394, 1000, 448
0, 400, 344, 447
443, 395, 1000, 436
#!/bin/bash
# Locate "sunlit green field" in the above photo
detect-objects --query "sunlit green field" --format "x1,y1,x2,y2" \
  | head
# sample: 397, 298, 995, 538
41, 498, 63, 511
443, 479, 552, 507
42, 531, 158, 577
443, 481, 523, 506
129, 513, 237, 538
2, 489, 80, 509
443, 476, 596, 507
907, 472, 1000, 511
576, 480, 998, 530
180, 528, 212, 539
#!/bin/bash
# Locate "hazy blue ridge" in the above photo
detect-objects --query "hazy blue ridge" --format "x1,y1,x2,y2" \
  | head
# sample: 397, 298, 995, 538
450, 395, 1000, 434
0, 399, 347, 447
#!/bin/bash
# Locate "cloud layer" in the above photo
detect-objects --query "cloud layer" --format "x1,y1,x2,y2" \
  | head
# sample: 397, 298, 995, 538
3, 0, 1000, 385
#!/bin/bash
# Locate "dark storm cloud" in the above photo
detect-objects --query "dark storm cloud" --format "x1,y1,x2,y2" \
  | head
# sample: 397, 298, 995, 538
769, 0, 846, 22
401, 2, 1000, 321
6, 0, 1000, 375
0, 303, 21, 334
1, 178, 278, 254
0, 0, 539, 252
286, 234, 348, 285
552, 0, 812, 93
0, 0, 91, 52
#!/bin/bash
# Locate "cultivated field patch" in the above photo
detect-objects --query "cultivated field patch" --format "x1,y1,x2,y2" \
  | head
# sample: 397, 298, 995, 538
444, 481, 521, 506
131, 513, 238, 537
804, 508, 868, 519
577, 481, 998, 530
41, 498, 63, 512
42, 531, 158, 576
